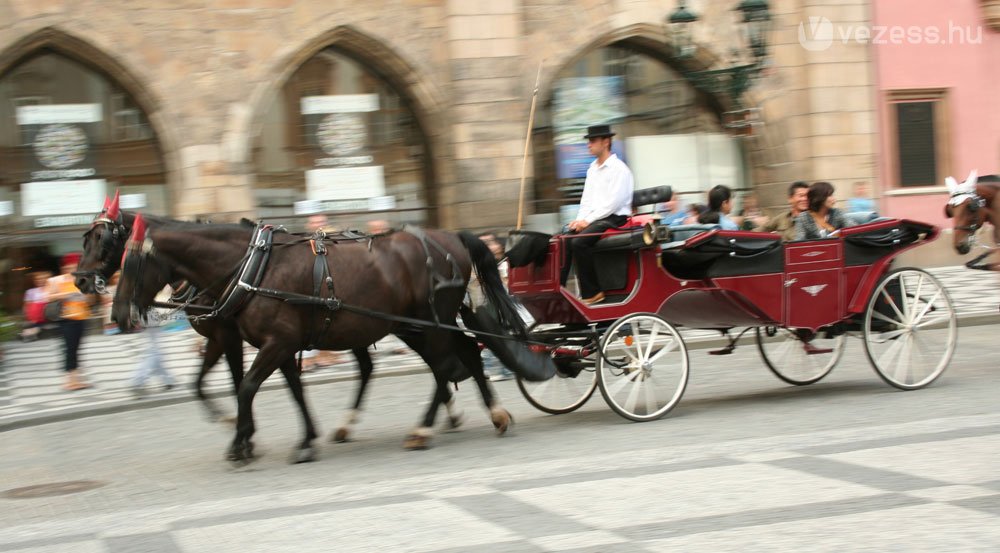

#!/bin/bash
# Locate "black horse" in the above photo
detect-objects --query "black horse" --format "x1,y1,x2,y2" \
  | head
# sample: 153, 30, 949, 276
75, 197, 387, 442
113, 218, 549, 464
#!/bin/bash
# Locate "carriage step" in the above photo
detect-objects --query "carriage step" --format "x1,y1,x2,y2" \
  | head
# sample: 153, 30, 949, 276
803, 344, 834, 355
708, 345, 736, 355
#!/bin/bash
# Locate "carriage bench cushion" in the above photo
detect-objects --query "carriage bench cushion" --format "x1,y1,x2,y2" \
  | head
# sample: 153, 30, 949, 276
667, 224, 721, 242
662, 232, 784, 280
632, 185, 672, 209
592, 228, 648, 252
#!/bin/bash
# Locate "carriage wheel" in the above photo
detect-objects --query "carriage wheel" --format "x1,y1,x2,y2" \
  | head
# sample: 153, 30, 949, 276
516, 360, 597, 415
863, 268, 957, 390
756, 326, 845, 385
597, 313, 689, 422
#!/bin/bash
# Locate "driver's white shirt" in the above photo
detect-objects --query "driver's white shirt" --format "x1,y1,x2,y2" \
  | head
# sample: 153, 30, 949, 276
577, 153, 634, 224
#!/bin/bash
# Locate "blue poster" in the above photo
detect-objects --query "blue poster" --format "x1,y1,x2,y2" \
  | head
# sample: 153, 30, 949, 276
552, 76, 627, 179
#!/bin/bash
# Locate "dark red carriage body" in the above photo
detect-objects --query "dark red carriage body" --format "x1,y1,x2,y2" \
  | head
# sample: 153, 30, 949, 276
508, 218, 939, 332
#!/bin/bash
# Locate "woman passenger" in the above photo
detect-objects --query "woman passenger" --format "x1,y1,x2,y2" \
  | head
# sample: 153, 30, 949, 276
697, 184, 739, 230
794, 181, 850, 240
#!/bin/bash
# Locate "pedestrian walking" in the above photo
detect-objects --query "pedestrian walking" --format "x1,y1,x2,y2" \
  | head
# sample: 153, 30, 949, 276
477, 231, 515, 381
45, 253, 92, 391
130, 285, 176, 398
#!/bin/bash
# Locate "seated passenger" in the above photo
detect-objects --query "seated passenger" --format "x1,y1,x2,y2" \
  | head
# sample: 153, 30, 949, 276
762, 181, 808, 241
697, 184, 739, 230
794, 181, 850, 240
737, 193, 769, 231
676, 203, 707, 226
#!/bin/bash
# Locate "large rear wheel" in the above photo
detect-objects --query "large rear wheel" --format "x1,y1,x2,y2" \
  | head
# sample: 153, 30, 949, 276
597, 313, 689, 422
863, 268, 956, 390
756, 326, 845, 385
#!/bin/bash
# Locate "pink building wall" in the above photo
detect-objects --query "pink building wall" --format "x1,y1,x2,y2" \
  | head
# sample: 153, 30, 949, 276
873, 0, 1000, 225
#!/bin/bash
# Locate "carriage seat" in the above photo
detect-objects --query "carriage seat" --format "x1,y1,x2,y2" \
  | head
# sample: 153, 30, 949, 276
666, 224, 722, 243
592, 185, 673, 249
661, 231, 784, 280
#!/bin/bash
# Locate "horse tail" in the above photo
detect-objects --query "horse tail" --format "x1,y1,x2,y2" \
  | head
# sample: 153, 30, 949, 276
457, 231, 526, 338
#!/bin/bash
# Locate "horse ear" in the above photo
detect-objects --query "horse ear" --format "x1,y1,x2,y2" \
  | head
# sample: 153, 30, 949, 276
945, 176, 958, 194
106, 190, 121, 221
130, 213, 147, 243
944, 203, 954, 218
964, 169, 978, 189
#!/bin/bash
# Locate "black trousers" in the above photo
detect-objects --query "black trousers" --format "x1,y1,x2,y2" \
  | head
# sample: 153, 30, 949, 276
563, 215, 628, 298
60, 319, 86, 372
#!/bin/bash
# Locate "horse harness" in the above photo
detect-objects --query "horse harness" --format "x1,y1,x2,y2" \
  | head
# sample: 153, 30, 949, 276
177, 224, 466, 349
948, 189, 998, 270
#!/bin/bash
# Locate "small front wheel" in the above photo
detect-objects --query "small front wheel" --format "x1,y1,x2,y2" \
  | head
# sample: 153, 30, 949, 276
863, 268, 957, 390
516, 361, 597, 415
597, 313, 689, 422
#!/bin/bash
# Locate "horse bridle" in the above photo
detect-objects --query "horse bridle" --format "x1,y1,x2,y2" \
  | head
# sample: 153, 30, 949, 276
77, 216, 128, 294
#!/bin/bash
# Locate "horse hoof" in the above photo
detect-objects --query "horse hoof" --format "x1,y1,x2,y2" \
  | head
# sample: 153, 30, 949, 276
491, 409, 513, 435
292, 446, 317, 464
331, 428, 350, 443
445, 414, 464, 431
403, 434, 431, 450
226, 441, 256, 464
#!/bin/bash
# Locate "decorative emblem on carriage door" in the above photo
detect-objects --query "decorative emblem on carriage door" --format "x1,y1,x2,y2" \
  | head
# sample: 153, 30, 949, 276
802, 284, 827, 297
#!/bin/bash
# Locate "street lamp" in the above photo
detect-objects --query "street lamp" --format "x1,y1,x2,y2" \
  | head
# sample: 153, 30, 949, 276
665, 0, 772, 108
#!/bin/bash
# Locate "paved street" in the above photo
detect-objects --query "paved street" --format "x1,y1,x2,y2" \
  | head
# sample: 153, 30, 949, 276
1, 297, 999, 551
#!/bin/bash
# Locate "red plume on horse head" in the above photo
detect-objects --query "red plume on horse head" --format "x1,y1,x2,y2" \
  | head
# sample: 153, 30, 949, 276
105, 190, 121, 221
121, 212, 147, 264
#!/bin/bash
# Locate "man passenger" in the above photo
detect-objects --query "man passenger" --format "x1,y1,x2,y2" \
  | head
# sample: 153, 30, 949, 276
762, 181, 809, 241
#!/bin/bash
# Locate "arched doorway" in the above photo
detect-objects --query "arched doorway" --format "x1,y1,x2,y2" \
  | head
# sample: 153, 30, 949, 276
531, 42, 747, 229
251, 46, 431, 231
0, 49, 166, 313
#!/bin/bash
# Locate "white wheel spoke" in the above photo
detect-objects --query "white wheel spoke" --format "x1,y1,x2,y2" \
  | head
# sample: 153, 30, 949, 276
876, 335, 905, 369
871, 310, 903, 327
891, 335, 912, 384
898, 276, 910, 323
629, 321, 643, 361
622, 377, 643, 414
642, 324, 660, 363
911, 289, 942, 326
916, 314, 951, 329
643, 374, 658, 415
881, 287, 906, 322
871, 327, 909, 343
647, 338, 678, 364
909, 274, 924, 324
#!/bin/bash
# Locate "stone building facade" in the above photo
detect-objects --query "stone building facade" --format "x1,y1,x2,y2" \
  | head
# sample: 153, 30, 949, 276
0, 0, 883, 312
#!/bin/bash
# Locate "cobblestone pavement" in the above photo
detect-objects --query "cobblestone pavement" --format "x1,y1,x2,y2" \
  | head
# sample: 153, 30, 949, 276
1, 265, 998, 431
0, 325, 998, 552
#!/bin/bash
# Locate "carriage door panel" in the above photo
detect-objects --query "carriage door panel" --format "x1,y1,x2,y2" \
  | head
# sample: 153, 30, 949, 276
784, 241, 843, 329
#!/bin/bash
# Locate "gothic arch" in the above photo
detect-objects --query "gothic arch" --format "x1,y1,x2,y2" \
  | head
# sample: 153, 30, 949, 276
244, 25, 445, 221
0, 26, 180, 201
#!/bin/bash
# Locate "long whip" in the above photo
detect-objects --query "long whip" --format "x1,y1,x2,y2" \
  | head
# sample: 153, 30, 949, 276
516, 61, 544, 230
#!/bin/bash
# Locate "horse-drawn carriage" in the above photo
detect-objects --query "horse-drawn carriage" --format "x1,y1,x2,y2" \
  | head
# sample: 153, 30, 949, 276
507, 186, 958, 422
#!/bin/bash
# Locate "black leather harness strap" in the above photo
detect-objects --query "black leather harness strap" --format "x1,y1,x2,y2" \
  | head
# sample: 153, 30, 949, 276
211, 224, 274, 319
403, 225, 464, 326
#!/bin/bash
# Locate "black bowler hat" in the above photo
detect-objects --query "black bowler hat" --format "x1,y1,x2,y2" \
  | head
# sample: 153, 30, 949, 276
583, 124, 616, 139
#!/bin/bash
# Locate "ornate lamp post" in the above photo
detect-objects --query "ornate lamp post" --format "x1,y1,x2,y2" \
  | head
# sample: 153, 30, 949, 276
666, 0, 773, 109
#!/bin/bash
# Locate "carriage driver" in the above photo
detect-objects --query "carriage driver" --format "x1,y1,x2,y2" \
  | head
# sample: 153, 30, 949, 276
565, 124, 635, 305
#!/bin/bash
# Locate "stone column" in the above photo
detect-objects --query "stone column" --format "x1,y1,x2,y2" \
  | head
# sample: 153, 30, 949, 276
444, 0, 529, 230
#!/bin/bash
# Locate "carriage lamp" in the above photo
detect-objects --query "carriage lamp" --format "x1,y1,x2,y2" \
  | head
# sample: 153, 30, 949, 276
665, 0, 772, 108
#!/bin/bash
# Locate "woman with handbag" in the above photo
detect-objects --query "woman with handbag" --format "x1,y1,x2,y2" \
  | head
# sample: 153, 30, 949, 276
21, 271, 51, 341
45, 253, 93, 391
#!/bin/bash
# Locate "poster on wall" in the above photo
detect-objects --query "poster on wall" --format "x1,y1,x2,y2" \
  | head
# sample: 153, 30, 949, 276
300, 94, 390, 211
16, 104, 102, 182
21, 179, 107, 217
552, 77, 627, 179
